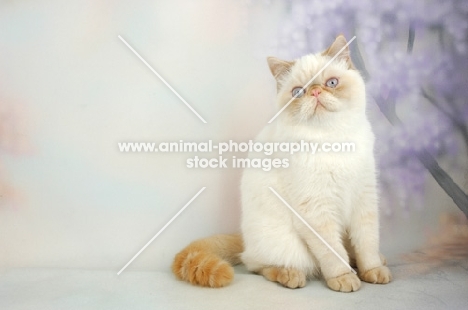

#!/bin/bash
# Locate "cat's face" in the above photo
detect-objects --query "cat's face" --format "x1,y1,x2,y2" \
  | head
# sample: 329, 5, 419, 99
268, 36, 366, 124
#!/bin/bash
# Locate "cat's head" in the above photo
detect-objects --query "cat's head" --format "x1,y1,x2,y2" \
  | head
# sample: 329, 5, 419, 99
268, 35, 366, 125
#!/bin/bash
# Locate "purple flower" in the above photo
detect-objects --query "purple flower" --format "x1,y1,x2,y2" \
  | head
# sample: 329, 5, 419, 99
256, 0, 468, 212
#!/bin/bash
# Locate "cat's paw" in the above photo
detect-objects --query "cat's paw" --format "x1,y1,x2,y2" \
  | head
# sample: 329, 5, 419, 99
277, 268, 306, 289
261, 267, 306, 289
359, 266, 392, 284
326, 272, 361, 292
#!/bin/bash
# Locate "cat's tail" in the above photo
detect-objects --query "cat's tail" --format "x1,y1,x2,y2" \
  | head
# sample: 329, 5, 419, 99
172, 234, 243, 288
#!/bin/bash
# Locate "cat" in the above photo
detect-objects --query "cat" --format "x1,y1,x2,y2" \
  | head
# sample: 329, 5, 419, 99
172, 35, 392, 292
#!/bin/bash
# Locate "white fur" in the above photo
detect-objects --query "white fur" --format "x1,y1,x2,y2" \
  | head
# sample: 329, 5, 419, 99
240, 53, 383, 280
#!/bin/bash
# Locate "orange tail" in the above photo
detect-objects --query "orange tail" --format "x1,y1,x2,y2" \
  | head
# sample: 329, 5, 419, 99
172, 234, 244, 288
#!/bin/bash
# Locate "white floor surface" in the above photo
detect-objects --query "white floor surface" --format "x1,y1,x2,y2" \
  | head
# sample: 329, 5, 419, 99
1, 260, 467, 310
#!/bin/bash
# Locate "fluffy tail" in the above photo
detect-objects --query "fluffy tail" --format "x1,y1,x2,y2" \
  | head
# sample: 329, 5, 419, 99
172, 234, 243, 288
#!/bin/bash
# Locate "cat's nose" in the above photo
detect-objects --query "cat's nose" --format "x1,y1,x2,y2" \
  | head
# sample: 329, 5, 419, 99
310, 87, 321, 97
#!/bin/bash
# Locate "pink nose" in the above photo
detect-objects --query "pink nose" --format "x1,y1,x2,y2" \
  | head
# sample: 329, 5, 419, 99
311, 88, 321, 97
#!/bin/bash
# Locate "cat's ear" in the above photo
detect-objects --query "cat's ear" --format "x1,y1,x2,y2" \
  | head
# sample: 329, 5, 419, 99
323, 35, 355, 69
267, 57, 294, 80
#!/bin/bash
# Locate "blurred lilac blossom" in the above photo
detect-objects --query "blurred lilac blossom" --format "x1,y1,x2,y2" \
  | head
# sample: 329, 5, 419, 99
257, 0, 468, 214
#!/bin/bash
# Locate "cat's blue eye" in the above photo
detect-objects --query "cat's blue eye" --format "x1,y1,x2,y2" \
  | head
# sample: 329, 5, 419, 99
325, 78, 339, 88
292, 87, 305, 98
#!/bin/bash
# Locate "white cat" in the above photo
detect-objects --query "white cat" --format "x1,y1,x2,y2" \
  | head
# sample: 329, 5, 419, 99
172, 35, 391, 292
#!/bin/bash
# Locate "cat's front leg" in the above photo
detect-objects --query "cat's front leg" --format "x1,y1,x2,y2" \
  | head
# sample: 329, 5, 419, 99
349, 185, 392, 284
297, 212, 361, 292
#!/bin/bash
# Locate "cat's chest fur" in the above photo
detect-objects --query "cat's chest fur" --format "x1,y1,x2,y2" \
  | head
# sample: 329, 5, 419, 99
267, 119, 374, 214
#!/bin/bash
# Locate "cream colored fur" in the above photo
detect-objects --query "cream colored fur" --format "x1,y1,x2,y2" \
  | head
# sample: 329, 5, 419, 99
240, 36, 391, 292
172, 36, 391, 292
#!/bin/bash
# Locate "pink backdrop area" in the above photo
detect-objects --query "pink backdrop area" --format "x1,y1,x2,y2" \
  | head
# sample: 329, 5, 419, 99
0, 0, 283, 272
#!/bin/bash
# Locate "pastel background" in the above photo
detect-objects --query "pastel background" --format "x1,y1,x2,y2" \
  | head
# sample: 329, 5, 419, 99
1, 0, 467, 276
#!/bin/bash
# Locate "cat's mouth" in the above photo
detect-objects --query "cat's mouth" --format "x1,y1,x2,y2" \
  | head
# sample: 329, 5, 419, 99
297, 98, 333, 120
314, 100, 329, 113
